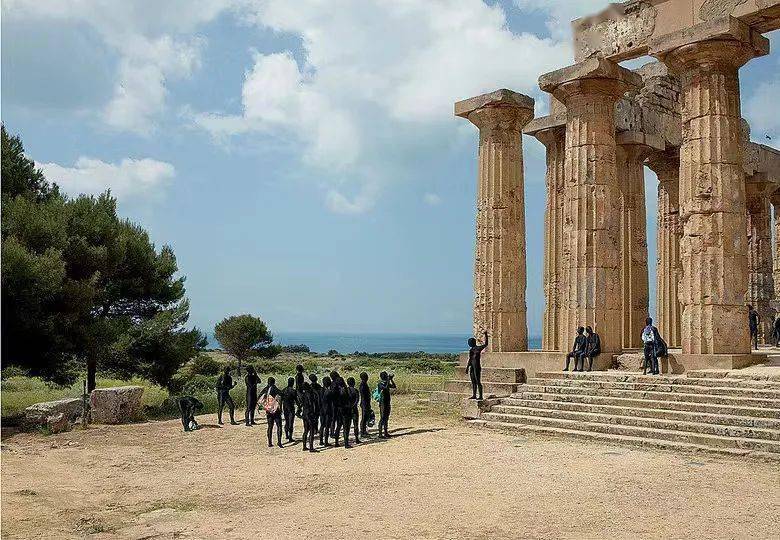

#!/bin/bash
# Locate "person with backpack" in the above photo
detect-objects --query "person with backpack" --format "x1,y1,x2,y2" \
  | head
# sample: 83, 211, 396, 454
641, 317, 661, 375
259, 377, 283, 447
376, 371, 396, 438
244, 365, 260, 427
216, 366, 238, 425
359, 372, 374, 438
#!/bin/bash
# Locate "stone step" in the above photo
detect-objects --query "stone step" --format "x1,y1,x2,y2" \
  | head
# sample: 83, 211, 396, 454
472, 420, 780, 461
515, 384, 780, 409
537, 371, 780, 389
686, 369, 780, 382
480, 412, 780, 454
525, 377, 780, 399
429, 391, 467, 404
453, 366, 526, 384
444, 379, 520, 396
489, 404, 780, 441
506, 392, 778, 419
499, 397, 780, 430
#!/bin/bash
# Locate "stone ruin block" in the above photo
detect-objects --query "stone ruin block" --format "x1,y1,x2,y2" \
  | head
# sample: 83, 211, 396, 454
90, 386, 144, 424
24, 398, 84, 433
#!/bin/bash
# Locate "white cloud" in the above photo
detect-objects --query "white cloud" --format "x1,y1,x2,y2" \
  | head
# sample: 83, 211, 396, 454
39, 157, 175, 199
424, 193, 442, 206
3, 0, 233, 134
325, 182, 381, 215
196, 0, 578, 213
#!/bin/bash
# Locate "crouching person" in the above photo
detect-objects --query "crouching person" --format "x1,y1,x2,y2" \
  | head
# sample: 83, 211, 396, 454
179, 396, 204, 432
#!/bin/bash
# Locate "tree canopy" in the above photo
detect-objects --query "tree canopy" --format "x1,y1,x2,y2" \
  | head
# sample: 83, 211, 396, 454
1, 125, 205, 390
214, 314, 274, 371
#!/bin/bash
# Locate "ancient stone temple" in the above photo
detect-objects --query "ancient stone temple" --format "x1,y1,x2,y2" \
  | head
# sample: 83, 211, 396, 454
434, 2, 780, 456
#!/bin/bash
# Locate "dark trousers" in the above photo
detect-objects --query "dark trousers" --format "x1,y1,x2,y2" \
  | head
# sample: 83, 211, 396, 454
750, 326, 758, 350
379, 401, 391, 437
266, 411, 282, 446
179, 405, 195, 431
577, 352, 597, 371
643, 342, 658, 374
469, 364, 483, 399
565, 351, 580, 371
245, 394, 257, 425
360, 406, 371, 435
217, 391, 235, 423
283, 408, 295, 440
302, 415, 317, 451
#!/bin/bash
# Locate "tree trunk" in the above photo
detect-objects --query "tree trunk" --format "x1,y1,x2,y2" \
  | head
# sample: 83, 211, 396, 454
87, 356, 97, 393
237, 357, 242, 377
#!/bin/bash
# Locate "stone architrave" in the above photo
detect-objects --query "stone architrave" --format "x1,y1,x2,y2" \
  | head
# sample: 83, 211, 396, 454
455, 90, 535, 352
651, 17, 769, 355
772, 190, 780, 306
540, 58, 642, 354
616, 132, 662, 349
647, 151, 683, 348
746, 179, 775, 344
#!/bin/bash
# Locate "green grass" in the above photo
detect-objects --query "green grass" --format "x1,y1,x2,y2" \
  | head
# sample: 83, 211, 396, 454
1, 353, 455, 422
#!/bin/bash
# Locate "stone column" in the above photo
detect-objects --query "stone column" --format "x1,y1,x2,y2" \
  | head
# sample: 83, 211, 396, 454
652, 20, 769, 355
647, 152, 682, 349
746, 179, 775, 344
772, 190, 780, 305
540, 59, 642, 354
616, 133, 659, 349
534, 125, 566, 351
455, 90, 535, 352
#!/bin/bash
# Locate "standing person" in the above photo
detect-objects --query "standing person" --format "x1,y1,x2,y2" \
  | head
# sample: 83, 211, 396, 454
320, 376, 334, 446
280, 377, 299, 442
641, 318, 661, 375
295, 364, 305, 391
577, 326, 601, 372
299, 382, 319, 453
346, 377, 361, 445
216, 366, 238, 425
244, 366, 260, 426
377, 371, 396, 438
466, 330, 489, 400
564, 327, 586, 371
259, 377, 283, 448
774, 315, 780, 347
748, 305, 760, 350
308, 373, 322, 436
358, 372, 373, 438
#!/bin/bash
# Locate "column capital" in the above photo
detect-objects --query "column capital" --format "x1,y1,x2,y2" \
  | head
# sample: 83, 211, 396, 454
539, 57, 641, 105
455, 89, 535, 131
524, 115, 566, 148
646, 150, 680, 180
650, 16, 769, 74
616, 131, 664, 161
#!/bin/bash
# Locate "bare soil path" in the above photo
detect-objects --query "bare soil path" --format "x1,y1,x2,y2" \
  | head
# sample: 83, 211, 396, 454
2, 398, 778, 539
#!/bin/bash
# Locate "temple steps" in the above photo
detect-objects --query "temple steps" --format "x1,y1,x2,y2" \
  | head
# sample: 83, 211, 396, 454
444, 380, 522, 396
453, 367, 526, 384
474, 370, 780, 459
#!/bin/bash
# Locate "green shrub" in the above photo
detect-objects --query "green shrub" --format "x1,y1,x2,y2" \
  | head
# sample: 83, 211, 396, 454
189, 354, 222, 376
281, 344, 310, 353
1, 366, 29, 380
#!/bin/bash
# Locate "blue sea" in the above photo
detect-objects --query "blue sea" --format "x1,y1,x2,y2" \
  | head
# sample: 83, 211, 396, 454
206, 332, 543, 354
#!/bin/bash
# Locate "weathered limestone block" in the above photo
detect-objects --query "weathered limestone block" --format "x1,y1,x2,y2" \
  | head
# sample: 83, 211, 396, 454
540, 58, 642, 354
648, 151, 683, 348
651, 18, 768, 355
24, 398, 83, 433
455, 89, 535, 352
746, 181, 775, 343
90, 386, 144, 424
773, 190, 780, 304
616, 132, 662, 348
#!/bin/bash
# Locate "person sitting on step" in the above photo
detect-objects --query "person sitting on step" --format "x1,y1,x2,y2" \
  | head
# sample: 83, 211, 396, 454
564, 327, 586, 371
577, 326, 601, 372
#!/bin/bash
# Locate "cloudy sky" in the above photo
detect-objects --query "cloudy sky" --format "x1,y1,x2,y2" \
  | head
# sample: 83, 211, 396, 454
2, 0, 778, 337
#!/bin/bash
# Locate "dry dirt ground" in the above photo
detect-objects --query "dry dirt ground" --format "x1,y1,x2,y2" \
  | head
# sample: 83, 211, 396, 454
2, 397, 779, 540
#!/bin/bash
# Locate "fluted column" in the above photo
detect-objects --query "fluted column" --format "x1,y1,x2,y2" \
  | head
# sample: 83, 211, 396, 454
455, 90, 535, 352
536, 126, 566, 351
540, 59, 642, 354
616, 136, 655, 349
772, 190, 780, 305
746, 180, 775, 344
653, 22, 768, 355
648, 152, 682, 348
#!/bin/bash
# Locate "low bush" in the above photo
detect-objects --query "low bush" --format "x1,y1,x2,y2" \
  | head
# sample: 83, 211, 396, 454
188, 354, 222, 376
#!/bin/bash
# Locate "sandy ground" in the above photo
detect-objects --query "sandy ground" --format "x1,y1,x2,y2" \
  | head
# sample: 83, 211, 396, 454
2, 398, 779, 540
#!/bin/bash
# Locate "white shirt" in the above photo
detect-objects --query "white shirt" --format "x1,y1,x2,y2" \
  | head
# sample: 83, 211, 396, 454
642, 326, 655, 343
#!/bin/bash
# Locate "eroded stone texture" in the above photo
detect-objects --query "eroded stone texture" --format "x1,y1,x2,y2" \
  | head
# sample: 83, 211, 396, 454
540, 58, 642, 353
652, 21, 768, 354
456, 90, 535, 352
746, 182, 775, 343
616, 134, 659, 348
773, 191, 780, 304
574, 1, 658, 62
648, 152, 683, 348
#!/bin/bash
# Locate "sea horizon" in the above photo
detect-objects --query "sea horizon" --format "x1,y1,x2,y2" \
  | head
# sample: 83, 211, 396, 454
205, 331, 544, 354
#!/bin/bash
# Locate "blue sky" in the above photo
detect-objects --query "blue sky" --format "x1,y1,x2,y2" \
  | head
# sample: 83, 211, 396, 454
2, 0, 778, 337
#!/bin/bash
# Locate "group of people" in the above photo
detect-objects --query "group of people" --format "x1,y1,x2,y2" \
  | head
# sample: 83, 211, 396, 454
748, 305, 780, 350
178, 365, 397, 452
